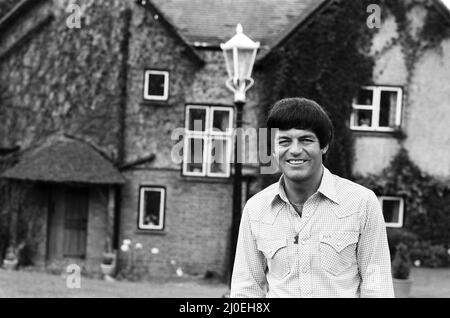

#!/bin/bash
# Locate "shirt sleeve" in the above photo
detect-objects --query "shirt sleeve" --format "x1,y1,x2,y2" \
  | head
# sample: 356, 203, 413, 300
357, 191, 395, 298
230, 204, 268, 298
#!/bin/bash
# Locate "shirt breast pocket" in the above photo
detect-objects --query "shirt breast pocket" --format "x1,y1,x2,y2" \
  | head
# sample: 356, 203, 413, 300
319, 231, 359, 276
257, 239, 290, 279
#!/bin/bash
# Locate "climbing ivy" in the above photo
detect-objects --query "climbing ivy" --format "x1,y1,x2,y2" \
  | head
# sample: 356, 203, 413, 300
261, 0, 376, 179
355, 148, 450, 246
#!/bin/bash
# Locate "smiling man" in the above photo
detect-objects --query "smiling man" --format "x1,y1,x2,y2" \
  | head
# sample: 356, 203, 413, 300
230, 97, 394, 298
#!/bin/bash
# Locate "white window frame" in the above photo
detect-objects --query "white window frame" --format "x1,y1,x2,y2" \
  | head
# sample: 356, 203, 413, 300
183, 105, 234, 178
351, 86, 403, 132
143, 70, 169, 101
138, 186, 166, 231
379, 196, 404, 228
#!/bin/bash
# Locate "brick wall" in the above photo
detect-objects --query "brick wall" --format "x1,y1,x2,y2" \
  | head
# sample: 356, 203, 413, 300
120, 168, 233, 278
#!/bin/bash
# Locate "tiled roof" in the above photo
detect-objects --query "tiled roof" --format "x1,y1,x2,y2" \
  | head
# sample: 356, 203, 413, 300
150, 0, 328, 48
1, 137, 125, 184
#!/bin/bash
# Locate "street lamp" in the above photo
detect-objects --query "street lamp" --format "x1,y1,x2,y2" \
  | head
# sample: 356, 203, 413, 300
221, 24, 259, 285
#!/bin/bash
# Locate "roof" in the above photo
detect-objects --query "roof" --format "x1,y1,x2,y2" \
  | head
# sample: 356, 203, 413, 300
149, 0, 328, 51
136, 0, 204, 65
0, 0, 46, 34
1, 137, 125, 185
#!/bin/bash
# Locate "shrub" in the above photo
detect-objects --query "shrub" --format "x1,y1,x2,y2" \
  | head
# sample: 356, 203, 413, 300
387, 228, 418, 260
392, 243, 412, 280
410, 241, 450, 268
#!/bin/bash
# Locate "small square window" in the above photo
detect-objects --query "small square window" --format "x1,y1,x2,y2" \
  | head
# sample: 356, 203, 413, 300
379, 196, 404, 228
138, 186, 166, 231
143, 70, 169, 101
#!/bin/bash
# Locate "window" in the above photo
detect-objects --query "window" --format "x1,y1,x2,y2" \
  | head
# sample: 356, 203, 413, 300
351, 86, 403, 131
183, 105, 234, 177
379, 196, 404, 228
143, 70, 169, 101
138, 186, 166, 231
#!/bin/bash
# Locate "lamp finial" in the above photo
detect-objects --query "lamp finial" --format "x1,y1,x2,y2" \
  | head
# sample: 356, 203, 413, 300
236, 23, 243, 34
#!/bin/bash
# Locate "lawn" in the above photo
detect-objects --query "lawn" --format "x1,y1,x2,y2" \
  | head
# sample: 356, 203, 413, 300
0, 268, 229, 298
1, 267, 449, 298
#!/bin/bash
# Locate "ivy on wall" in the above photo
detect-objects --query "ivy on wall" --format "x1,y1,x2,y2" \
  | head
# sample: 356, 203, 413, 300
258, 0, 450, 252
261, 0, 376, 179
355, 148, 450, 246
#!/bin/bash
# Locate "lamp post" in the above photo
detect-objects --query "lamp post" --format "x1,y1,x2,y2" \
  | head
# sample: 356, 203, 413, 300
221, 24, 259, 285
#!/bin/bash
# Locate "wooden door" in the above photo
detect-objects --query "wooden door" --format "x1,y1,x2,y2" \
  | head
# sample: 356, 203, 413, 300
47, 186, 89, 260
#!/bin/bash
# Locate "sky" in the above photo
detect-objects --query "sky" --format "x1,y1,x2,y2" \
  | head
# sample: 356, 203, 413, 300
442, 0, 450, 10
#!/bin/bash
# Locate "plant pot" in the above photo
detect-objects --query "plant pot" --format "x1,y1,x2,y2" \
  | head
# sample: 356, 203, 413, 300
393, 278, 413, 298
3, 258, 18, 270
100, 263, 115, 276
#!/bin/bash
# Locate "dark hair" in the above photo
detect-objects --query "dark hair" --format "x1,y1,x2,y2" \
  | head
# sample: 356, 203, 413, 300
267, 97, 333, 148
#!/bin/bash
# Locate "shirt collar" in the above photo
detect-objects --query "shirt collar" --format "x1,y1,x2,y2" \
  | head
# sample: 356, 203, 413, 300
271, 166, 340, 205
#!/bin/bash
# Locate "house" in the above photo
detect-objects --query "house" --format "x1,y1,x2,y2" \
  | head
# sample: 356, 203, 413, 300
0, 0, 449, 279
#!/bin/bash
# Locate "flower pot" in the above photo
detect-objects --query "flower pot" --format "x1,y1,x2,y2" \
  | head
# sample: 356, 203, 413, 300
3, 258, 18, 270
100, 263, 115, 276
393, 278, 413, 298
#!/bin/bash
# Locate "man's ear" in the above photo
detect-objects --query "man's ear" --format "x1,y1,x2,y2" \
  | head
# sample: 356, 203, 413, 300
321, 144, 329, 155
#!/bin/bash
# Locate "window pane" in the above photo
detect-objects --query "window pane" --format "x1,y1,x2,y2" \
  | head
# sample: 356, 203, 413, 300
188, 108, 206, 132
356, 89, 373, 105
379, 90, 399, 127
147, 73, 166, 97
212, 110, 231, 133
186, 137, 204, 173
143, 190, 162, 226
352, 109, 372, 127
209, 138, 229, 174
382, 199, 400, 223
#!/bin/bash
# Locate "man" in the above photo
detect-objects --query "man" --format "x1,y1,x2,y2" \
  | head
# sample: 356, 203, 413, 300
230, 97, 394, 298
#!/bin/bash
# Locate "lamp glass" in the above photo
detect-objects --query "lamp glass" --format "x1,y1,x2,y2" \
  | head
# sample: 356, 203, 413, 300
236, 48, 256, 79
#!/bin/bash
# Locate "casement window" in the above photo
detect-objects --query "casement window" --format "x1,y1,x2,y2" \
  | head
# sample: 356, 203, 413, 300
143, 70, 169, 101
183, 105, 234, 178
379, 196, 404, 228
351, 86, 403, 131
137, 186, 166, 231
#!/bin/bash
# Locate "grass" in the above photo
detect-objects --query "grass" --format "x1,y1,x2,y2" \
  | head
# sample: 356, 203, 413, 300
0, 268, 229, 298
410, 267, 450, 298
1, 267, 450, 298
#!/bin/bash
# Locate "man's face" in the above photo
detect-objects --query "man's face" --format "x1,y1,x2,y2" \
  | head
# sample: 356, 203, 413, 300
274, 128, 328, 184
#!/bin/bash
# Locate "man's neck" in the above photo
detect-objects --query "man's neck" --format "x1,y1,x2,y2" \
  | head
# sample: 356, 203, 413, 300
283, 166, 324, 205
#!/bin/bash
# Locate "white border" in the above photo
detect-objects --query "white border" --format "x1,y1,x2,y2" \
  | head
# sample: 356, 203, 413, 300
143, 70, 169, 101
138, 186, 165, 231
379, 196, 404, 228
